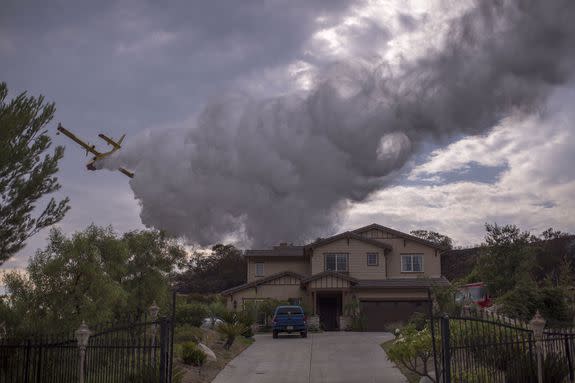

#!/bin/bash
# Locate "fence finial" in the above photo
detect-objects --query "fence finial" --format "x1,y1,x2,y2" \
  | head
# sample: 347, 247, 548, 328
529, 310, 546, 339
75, 321, 91, 383
75, 321, 91, 349
149, 301, 160, 321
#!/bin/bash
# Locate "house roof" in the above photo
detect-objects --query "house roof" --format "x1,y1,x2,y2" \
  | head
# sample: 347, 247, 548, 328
353, 277, 450, 289
301, 271, 358, 285
220, 271, 306, 295
305, 231, 392, 252
352, 223, 448, 251
245, 245, 305, 257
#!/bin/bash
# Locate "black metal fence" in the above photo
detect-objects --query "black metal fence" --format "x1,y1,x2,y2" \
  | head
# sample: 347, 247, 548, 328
0, 332, 78, 383
0, 317, 174, 383
432, 311, 575, 383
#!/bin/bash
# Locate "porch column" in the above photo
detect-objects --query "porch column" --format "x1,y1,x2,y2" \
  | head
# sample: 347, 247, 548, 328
312, 291, 316, 315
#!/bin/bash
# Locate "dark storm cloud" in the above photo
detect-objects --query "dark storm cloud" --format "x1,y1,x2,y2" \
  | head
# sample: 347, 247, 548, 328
0, 0, 360, 266
102, 0, 575, 247
1, 0, 359, 135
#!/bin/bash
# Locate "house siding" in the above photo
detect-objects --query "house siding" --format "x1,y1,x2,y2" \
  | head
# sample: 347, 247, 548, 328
246, 256, 309, 282
310, 239, 387, 279
354, 288, 429, 301
358, 229, 441, 278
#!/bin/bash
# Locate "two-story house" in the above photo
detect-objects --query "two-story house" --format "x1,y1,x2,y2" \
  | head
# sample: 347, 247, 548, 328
221, 223, 449, 331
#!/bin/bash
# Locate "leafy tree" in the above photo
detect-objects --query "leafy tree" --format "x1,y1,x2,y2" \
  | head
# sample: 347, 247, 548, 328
540, 228, 569, 241
0, 82, 69, 264
474, 223, 536, 297
410, 230, 453, 249
533, 228, 575, 285
0, 225, 185, 336
175, 244, 246, 293
121, 230, 187, 317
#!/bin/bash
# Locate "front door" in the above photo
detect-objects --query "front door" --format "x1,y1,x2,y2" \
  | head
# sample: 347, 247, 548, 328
317, 293, 341, 331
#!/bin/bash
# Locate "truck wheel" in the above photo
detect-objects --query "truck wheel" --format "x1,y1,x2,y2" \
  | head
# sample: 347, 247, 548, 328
273, 331, 278, 339
301, 331, 307, 338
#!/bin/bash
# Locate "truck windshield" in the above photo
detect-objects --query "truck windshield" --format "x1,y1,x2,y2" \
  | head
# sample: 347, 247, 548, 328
276, 307, 303, 315
468, 286, 486, 301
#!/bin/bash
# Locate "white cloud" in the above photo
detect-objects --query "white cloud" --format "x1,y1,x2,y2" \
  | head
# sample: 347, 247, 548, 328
345, 86, 575, 246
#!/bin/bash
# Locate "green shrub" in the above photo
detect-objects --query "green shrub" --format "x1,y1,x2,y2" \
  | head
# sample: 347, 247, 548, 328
125, 364, 159, 383
216, 321, 248, 350
176, 303, 207, 327
184, 293, 220, 305
505, 352, 568, 383
181, 342, 207, 367
174, 324, 203, 344
386, 324, 435, 381
172, 365, 185, 383
541, 352, 570, 383
207, 301, 232, 322
408, 312, 428, 331
344, 297, 366, 331
538, 287, 572, 324
431, 284, 462, 316
498, 283, 573, 324
450, 320, 531, 372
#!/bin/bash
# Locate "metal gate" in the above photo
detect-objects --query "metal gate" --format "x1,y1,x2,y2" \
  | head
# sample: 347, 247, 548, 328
432, 312, 575, 383
0, 317, 174, 383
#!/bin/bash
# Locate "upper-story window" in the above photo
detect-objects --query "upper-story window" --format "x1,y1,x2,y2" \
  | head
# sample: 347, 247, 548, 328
325, 253, 348, 272
255, 262, 265, 277
401, 254, 424, 272
367, 252, 379, 266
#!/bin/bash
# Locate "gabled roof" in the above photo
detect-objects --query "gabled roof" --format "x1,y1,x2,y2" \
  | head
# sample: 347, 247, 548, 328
352, 223, 447, 251
302, 271, 358, 285
305, 231, 392, 252
220, 271, 306, 295
353, 276, 450, 289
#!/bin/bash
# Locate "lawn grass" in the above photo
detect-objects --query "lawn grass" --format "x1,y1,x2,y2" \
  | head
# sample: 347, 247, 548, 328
381, 339, 423, 383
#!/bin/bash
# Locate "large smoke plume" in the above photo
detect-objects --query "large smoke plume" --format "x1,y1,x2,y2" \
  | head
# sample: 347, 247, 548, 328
103, 0, 575, 246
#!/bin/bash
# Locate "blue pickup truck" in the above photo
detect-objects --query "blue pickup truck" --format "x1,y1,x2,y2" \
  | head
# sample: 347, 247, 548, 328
272, 305, 307, 338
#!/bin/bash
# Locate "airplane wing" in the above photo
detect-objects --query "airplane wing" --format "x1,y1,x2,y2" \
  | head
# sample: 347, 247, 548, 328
98, 133, 123, 149
57, 124, 101, 155
118, 168, 134, 178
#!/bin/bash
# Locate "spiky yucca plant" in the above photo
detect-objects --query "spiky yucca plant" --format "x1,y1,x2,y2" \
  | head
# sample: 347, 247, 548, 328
216, 321, 248, 350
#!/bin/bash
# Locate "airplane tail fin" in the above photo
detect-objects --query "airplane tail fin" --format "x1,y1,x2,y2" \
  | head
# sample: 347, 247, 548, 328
118, 134, 125, 146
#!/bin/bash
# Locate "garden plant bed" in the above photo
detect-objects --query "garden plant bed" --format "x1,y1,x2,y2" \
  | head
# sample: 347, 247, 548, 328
176, 328, 254, 383
381, 339, 434, 383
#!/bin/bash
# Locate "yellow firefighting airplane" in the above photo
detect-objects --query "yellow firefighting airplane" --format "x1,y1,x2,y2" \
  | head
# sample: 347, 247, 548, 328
56, 123, 134, 178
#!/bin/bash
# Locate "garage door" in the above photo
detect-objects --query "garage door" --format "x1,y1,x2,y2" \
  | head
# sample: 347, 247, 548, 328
360, 300, 430, 331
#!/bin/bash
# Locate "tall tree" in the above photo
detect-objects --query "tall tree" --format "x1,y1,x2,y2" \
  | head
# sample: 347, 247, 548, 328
474, 223, 535, 297
0, 82, 69, 264
410, 229, 453, 249
175, 244, 246, 294
0, 225, 185, 336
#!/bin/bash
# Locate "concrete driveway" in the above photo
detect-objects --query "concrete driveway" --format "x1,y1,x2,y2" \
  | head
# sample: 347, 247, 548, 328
212, 332, 407, 383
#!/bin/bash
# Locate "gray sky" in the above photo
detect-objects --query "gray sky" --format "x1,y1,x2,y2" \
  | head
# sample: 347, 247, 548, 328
2, 0, 575, 269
